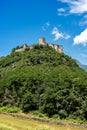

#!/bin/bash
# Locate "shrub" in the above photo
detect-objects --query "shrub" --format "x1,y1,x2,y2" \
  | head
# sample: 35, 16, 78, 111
0, 106, 20, 113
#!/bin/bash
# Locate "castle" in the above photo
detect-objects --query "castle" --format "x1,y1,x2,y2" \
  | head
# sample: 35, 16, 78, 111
15, 38, 62, 53
38, 38, 62, 53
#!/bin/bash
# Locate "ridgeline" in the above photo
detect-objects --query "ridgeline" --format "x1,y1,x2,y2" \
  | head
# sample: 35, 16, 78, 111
0, 43, 87, 121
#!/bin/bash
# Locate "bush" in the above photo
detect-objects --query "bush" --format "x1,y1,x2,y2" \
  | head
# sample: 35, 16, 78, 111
58, 110, 68, 119
0, 106, 20, 113
32, 111, 45, 117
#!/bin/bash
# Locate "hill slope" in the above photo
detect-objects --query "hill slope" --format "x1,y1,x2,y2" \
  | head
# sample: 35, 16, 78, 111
0, 44, 87, 121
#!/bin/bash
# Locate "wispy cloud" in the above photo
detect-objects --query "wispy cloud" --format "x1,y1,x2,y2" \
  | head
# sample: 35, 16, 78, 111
57, 8, 66, 13
80, 53, 87, 58
64, 34, 71, 39
42, 22, 50, 31
79, 21, 87, 26
52, 27, 63, 40
73, 28, 87, 46
84, 15, 87, 19
79, 15, 87, 26
57, 8, 68, 16
57, 0, 87, 15
52, 27, 70, 41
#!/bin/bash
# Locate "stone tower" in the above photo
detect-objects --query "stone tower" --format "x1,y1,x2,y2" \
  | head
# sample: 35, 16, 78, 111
39, 38, 46, 45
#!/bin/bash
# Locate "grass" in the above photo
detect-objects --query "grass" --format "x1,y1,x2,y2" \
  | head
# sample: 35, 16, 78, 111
0, 127, 12, 130
0, 114, 86, 130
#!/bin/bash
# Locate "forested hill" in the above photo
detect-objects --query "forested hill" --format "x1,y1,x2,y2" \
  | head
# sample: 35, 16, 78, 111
0, 44, 87, 121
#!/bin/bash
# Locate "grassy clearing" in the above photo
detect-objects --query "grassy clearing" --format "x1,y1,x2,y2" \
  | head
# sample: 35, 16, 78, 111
0, 114, 86, 130
0, 127, 12, 130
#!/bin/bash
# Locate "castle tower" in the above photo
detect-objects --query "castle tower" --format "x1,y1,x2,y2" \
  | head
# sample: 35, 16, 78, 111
39, 38, 46, 45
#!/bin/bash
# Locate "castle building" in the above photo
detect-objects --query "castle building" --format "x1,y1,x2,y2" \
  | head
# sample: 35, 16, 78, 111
39, 38, 62, 53
15, 38, 62, 53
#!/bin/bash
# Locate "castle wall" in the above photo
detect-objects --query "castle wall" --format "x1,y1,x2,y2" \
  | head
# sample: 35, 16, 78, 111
30, 46, 33, 49
49, 44, 62, 53
15, 48, 24, 52
53, 44, 58, 51
15, 38, 62, 53
15, 44, 27, 52
49, 44, 54, 48
58, 46, 62, 53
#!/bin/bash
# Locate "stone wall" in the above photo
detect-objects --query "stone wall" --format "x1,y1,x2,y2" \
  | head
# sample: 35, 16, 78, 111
15, 38, 63, 53
49, 44, 62, 53
15, 44, 27, 52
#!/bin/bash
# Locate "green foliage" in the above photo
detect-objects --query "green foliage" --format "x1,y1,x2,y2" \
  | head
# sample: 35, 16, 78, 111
32, 111, 45, 117
22, 92, 37, 112
0, 106, 20, 113
0, 44, 87, 121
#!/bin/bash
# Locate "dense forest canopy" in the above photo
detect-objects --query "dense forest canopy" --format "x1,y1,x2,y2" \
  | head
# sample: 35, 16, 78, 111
0, 44, 87, 121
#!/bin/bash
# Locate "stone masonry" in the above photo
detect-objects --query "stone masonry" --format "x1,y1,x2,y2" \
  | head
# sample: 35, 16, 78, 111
15, 38, 62, 53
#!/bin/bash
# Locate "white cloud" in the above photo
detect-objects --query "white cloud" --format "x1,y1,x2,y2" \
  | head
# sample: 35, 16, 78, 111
57, 0, 87, 14
42, 22, 50, 31
57, 12, 67, 16
52, 27, 71, 41
73, 28, 87, 46
52, 27, 63, 40
57, 8, 68, 16
57, 8, 66, 13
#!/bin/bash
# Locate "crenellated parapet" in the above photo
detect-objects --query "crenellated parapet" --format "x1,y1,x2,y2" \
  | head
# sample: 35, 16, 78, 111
49, 44, 62, 53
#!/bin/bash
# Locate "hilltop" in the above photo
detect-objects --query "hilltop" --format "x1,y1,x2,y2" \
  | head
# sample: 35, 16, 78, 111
0, 42, 87, 121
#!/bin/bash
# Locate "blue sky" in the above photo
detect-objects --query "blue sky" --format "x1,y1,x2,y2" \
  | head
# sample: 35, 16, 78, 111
0, 0, 87, 64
